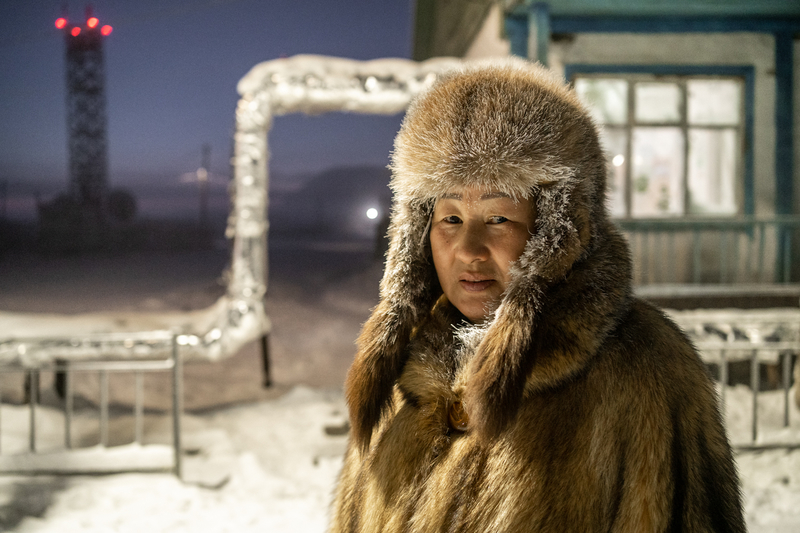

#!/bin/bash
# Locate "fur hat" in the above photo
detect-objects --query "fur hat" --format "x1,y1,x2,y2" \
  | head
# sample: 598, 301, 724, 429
346, 58, 631, 450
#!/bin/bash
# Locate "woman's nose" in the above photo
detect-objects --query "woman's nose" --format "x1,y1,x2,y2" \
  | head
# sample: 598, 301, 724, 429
455, 222, 490, 263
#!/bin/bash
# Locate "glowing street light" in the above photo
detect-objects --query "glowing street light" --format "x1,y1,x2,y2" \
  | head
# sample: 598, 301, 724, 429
366, 208, 378, 220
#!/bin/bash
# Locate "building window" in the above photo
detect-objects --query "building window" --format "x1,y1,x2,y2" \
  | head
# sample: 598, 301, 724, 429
573, 75, 744, 218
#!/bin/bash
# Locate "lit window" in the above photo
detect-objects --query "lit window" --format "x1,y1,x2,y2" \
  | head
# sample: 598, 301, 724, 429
574, 75, 743, 218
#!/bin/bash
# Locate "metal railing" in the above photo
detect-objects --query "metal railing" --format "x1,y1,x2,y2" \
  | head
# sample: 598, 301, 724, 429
616, 215, 800, 285
0, 332, 183, 477
670, 309, 800, 450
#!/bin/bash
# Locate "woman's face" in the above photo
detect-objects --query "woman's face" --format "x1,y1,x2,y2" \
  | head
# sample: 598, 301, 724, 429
430, 186, 534, 323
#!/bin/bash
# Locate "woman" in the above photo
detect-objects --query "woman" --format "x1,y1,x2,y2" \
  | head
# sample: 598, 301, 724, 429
330, 59, 745, 532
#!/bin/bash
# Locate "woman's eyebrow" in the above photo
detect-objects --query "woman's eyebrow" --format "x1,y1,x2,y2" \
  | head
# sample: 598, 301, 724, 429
440, 192, 462, 200
439, 191, 511, 201
480, 192, 511, 200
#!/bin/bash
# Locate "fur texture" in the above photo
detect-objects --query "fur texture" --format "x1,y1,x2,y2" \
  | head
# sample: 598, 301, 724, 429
333, 59, 744, 532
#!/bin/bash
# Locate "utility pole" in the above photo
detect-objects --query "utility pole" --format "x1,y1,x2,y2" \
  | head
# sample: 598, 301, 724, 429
199, 144, 211, 232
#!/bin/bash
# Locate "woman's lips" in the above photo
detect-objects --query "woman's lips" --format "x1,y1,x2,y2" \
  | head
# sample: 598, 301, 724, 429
459, 279, 494, 292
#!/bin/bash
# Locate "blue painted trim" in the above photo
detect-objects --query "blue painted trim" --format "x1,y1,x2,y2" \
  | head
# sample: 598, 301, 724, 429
743, 68, 755, 216
775, 32, 794, 216
549, 16, 800, 34
505, 6, 551, 63
505, 2, 800, 19
564, 64, 756, 216
530, 3, 551, 66
565, 65, 754, 78
505, 14, 528, 58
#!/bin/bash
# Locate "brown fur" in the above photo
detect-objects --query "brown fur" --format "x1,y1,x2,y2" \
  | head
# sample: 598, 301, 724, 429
333, 59, 744, 531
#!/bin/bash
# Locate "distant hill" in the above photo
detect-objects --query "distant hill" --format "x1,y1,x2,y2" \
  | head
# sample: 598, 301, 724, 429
269, 165, 392, 240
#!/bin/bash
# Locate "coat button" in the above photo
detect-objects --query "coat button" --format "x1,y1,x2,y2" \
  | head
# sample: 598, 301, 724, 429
448, 400, 469, 432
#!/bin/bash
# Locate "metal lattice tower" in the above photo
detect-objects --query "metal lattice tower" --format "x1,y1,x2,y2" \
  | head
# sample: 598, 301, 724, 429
57, 7, 113, 216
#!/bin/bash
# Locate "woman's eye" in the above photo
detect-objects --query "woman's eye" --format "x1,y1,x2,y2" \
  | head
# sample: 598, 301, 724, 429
443, 215, 462, 224
488, 216, 509, 224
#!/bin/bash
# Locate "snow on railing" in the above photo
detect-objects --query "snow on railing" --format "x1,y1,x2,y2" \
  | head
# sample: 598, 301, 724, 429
0, 332, 183, 476
669, 308, 800, 450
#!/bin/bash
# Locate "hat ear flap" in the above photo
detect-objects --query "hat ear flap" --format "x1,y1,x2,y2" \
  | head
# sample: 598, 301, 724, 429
464, 178, 586, 440
345, 198, 437, 452
520, 178, 588, 283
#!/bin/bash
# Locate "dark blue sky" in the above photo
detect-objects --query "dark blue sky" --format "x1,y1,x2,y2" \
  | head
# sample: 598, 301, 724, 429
0, 0, 413, 219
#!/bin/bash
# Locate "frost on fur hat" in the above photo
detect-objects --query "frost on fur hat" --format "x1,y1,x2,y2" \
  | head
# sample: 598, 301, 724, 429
345, 58, 629, 450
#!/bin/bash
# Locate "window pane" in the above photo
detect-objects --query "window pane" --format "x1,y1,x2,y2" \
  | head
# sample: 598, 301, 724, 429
631, 127, 684, 217
574, 79, 628, 125
635, 82, 681, 124
599, 127, 628, 217
688, 128, 737, 215
687, 80, 740, 125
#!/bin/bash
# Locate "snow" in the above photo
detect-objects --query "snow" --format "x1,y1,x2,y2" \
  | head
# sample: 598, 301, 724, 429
723, 386, 800, 531
237, 55, 463, 116
740, 447, 800, 532
1, 384, 798, 532
1, 387, 348, 533
0, 244, 367, 531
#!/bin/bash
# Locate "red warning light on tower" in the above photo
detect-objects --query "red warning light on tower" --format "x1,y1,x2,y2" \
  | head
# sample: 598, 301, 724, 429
56, 9, 112, 38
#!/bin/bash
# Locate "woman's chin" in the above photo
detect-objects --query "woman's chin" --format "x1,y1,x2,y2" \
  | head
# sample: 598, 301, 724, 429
453, 296, 500, 324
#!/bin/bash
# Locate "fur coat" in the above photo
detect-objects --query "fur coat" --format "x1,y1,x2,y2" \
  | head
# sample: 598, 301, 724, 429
329, 59, 745, 532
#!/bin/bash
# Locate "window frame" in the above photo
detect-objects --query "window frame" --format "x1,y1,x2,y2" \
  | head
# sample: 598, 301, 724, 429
564, 64, 755, 217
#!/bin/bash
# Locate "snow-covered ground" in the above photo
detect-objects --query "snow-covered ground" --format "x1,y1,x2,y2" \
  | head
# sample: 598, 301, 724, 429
0, 386, 348, 532
1, 386, 798, 532
0, 245, 799, 531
